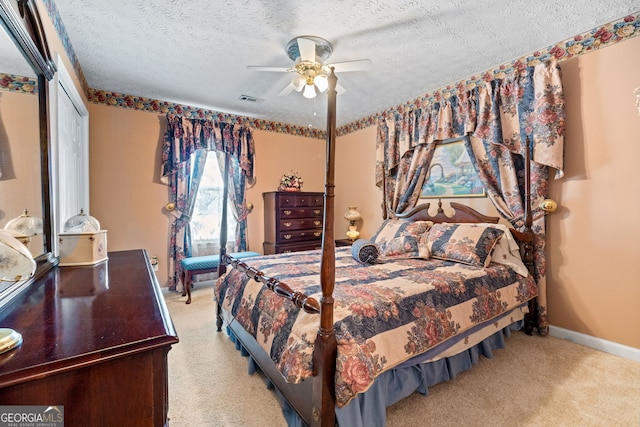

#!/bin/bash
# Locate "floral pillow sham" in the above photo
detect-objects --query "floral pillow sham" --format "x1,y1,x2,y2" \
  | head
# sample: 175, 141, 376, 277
370, 219, 433, 259
426, 223, 504, 267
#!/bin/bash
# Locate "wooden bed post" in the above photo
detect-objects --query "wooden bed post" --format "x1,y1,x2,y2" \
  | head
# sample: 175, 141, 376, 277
523, 137, 538, 334
216, 153, 231, 332
523, 138, 532, 235
311, 68, 338, 427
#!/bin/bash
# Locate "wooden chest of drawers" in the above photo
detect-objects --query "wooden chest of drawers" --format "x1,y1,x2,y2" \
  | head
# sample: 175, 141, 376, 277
263, 191, 324, 254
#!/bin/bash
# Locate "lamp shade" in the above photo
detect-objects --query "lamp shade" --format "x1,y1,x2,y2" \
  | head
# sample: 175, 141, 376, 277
344, 206, 362, 223
314, 74, 328, 92
292, 75, 305, 92
303, 84, 316, 99
4, 209, 42, 236
0, 230, 36, 282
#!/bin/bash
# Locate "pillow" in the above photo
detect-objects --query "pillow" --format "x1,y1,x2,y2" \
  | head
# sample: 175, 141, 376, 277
371, 219, 433, 259
483, 224, 529, 276
350, 239, 379, 264
426, 223, 504, 267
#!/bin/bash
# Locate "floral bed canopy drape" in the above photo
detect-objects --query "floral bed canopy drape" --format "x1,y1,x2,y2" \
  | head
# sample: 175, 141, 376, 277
162, 114, 255, 291
376, 59, 565, 335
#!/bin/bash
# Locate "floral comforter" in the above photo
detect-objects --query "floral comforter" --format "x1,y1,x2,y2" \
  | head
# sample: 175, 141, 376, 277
215, 247, 537, 407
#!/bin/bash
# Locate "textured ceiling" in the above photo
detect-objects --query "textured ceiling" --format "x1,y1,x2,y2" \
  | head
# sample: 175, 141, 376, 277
19, 1, 640, 128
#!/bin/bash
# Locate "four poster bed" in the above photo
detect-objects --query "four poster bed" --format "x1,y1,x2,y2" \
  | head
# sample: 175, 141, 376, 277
213, 70, 539, 427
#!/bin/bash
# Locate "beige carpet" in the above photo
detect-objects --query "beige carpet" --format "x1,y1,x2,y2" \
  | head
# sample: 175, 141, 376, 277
164, 284, 640, 427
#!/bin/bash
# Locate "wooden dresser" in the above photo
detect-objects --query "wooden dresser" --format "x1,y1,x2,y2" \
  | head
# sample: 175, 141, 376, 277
0, 250, 178, 427
263, 191, 324, 254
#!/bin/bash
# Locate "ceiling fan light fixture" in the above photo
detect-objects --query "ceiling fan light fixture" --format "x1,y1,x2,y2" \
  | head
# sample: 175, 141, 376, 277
254, 34, 369, 99
314, 74, 328, 92
303, 84, 316, 99
292, 75, 306, 92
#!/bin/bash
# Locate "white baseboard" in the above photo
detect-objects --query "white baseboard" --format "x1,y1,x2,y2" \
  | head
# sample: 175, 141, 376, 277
549, 325, 640, 363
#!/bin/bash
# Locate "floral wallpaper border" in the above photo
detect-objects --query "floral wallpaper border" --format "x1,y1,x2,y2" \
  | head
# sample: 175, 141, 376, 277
84, 89, 328, 138
0, 73, 38, 94
27, 3, 640, 138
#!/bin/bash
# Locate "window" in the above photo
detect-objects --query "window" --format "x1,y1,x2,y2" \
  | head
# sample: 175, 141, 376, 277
190, 151, 236, 255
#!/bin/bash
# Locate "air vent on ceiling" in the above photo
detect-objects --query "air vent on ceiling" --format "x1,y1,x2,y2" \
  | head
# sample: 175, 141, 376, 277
238, 95, 263, 103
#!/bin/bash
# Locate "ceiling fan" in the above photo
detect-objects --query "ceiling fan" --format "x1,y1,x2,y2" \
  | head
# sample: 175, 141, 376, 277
247, 35, 372, 99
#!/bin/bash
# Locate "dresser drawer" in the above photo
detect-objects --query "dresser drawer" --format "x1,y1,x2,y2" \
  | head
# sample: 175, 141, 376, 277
295, 194, 323, 207
279, 218, 323, 231
280, 207, 323, 219
279, 229, 323, 242
264, 241, 323, 255
278, 193, 324, 208
279, 241, 323, 253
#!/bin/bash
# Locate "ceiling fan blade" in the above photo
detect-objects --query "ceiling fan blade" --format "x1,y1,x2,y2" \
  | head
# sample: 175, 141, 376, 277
277, 82, 296, 96
247, 65, 291, 72
336, 83, 346, 95
297, 37, 316, 62
327, 59, 372, 73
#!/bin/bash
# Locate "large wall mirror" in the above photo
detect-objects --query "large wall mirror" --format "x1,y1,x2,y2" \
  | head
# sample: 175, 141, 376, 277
0, 0, 56, 308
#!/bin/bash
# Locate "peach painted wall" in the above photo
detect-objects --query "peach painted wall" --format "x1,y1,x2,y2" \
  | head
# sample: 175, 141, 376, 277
549, 35, 640, 348
87, 105, 171, 283
0, 91, 42, 227
334, 127, 380, 240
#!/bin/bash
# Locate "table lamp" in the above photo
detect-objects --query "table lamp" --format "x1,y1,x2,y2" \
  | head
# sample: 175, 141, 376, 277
0, 229, 37, 354
344, 206, 362, 241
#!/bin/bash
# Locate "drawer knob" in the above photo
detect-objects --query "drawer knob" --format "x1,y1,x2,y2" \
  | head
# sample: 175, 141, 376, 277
283, 222, 292, 227
284, 210, 292, 215
314, 232, 321, 237
314, 210, 321, 215
284, 234, 292, 240
314, 220, 321, 226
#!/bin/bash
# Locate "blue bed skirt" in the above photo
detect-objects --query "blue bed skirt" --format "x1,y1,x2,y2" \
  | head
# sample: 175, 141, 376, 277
227, 320, 523, 427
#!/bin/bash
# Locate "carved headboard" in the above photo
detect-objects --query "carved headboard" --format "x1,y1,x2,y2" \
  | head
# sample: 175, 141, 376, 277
395, 200, 500, 224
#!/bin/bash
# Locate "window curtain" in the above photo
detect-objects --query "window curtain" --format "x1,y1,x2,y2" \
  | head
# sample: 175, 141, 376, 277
375, 91, 476, 215
375, 59, 565, 334
220, 131, 253, 251
190, 151, 236, 246
162, 114, 255, 291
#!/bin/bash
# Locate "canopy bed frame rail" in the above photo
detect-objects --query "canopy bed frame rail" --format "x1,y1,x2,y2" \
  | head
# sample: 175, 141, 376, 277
215, 68, 537, 426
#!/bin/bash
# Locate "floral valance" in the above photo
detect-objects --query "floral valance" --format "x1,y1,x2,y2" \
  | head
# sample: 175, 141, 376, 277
376, 59, 565, 188
161, 114, 255, 184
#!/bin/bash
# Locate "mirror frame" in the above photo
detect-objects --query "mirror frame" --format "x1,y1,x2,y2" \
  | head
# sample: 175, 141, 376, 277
0, 0, 57, 308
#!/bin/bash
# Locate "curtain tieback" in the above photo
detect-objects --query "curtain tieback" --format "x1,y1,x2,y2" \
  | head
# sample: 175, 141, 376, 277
237, 209, 249, 222
170, 208, 191, 223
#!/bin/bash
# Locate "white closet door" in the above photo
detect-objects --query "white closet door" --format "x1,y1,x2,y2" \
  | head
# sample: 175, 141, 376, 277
57, 84, 88, 225
53, 58, 89, 241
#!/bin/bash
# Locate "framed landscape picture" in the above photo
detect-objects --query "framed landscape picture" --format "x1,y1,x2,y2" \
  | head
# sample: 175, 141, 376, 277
421, 139, 486, 198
